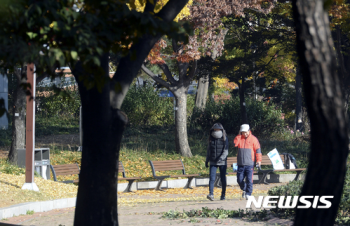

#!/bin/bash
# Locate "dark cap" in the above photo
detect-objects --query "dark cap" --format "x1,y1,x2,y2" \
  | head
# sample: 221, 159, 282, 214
212, 123, 222, 130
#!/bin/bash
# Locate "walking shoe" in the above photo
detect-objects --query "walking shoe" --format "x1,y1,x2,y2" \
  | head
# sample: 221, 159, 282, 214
220, 196, 225, 200
207, 195, 214, 201
246, 195, 250, 200
242, 191, 246, 199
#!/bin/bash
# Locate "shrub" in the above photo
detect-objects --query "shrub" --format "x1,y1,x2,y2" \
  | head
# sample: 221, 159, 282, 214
37, 84, 80, 119
122, 84, 195, 126
190, 96, 285, 137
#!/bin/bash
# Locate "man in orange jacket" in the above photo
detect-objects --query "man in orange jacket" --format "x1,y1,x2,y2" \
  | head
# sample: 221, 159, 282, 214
233, 124, 262, 200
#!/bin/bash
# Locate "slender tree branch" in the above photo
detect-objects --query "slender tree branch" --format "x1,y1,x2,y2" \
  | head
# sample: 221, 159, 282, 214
144, 0, 157, 13
156, 0, 189, 22
157, 63, 177, 85
185, 60, 197, 84
172, 39, 182, 54
110, 0, 189, 109
178, 61, 189, 81
141, 64, 170, 89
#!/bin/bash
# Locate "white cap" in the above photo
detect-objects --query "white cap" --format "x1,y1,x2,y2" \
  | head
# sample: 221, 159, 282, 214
239, 124, 250, 133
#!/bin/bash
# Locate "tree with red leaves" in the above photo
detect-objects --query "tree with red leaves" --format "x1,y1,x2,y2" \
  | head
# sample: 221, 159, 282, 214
142, 0, 275, 157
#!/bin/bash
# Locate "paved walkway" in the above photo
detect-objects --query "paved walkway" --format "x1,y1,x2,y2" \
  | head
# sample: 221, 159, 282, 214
0, 199, 293, 226
0, 184, 293, 226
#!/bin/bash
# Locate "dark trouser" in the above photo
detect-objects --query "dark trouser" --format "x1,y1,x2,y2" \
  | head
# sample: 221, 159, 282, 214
237, 165, 254, 196
209, 165, 227, 197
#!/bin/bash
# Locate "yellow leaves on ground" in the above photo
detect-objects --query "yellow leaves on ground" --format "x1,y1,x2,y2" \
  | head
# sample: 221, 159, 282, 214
117, 187, 268, 206
0, 172, 268, 208
0, 173, 77, 208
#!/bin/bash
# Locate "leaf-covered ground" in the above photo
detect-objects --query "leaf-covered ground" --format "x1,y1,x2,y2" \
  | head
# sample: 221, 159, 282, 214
0, 171, 275, 209
0, 173, 77, 208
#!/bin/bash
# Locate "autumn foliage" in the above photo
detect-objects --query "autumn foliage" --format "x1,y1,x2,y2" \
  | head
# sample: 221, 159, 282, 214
147, 0, 276, 64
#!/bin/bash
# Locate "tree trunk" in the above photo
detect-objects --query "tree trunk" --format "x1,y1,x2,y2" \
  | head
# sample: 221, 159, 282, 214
174, 92, 192, 157
195, 74, 209, 109
71, 1, 189, 225
8, 68, 26, 163
239, 76, 248, 124
195, 29, 228, 109
293, 1, 349, 225
295, 64, 303, 131
334, 25, 350, 116
73, 55, 128, 226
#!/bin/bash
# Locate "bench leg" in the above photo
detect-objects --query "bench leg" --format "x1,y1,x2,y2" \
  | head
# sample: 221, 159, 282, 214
155, 179, 166, 191
214, 174, 222, 188
184, 177, 195, 189
123, 180, 135, 193
258, 172, 269, 185
294, 171, 302, 181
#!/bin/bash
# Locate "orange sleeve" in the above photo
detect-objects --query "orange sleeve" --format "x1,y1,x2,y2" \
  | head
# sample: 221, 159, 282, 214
233, 135, 241, 147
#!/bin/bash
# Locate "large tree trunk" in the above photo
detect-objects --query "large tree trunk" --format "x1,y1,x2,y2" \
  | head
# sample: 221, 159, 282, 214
239, 76, 248, 124
293, 0, 349, 225
334, 25, 350, 115
73, 2, 190, 225
73, 55, 128, 226
295, 65, 303, 131
174, 91, 192, 157
8, 67, 26, 163
195, 74, 209, 109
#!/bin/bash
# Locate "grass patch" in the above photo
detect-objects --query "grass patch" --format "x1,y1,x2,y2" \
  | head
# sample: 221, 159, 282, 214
35, 116, 79, 136
26, 210, 34, 215
162, 207, 269, 221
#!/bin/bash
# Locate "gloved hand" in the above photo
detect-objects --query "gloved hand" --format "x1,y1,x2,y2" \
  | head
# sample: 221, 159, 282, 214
205, 161, 209, 168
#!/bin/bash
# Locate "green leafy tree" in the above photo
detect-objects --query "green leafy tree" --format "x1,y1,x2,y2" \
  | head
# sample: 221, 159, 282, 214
0, 1, 191, 225
214, 3, 297, 123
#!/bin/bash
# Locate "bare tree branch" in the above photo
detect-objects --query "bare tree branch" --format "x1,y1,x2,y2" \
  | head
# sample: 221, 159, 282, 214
178, 61, 189, 81
144, 0, 158, 13
156, 0, 189, 22
158, 63, 177, 85
110, 0, 189, 109
172, 39, 182, 54
185, 60, 197, 84
141, 64, 170, 89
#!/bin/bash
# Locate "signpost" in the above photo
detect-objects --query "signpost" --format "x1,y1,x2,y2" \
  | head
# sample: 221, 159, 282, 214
22, 63, 39, 191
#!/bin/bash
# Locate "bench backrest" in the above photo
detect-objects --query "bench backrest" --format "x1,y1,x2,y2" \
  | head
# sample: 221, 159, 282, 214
51, 164, 80, 176
118, 161, 127, 178
226, 155, 285, 167
149, 159, 185, 177
50, 163, 80, 181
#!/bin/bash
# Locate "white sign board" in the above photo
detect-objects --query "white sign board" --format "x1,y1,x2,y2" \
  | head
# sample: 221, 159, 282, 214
267, 148, 284, 170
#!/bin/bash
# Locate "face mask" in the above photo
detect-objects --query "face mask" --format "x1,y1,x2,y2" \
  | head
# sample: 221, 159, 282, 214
211, 130, 223, 139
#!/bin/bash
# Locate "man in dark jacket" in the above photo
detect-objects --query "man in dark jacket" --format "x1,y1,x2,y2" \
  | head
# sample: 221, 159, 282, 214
205, 123, 229, 201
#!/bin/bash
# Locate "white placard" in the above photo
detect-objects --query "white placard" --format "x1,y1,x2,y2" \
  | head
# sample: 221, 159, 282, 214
15, 113, 19, 116
267, 148, 284, 170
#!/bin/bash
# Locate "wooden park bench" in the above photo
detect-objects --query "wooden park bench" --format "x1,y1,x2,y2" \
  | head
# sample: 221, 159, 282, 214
50, 162, 140, 192
50, 163, 80, 184
118, 161, 141, 192
149, 159, 200, 191
225, 155, 306, 185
